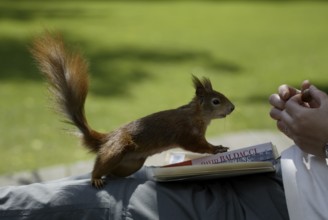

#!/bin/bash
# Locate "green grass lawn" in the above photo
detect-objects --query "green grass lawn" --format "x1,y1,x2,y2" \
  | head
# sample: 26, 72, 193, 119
1, 0, 328, 174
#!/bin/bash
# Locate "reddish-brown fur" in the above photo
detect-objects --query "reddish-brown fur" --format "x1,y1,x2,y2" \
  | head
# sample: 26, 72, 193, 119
31, 31, 235, 188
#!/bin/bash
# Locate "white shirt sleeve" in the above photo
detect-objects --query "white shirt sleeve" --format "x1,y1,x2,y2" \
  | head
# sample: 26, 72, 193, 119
281, 145, 328, 220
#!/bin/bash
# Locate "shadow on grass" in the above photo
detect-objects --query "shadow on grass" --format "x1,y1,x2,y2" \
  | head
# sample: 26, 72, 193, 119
0, 37, 242, 97
0, 38, 40, 81
0, 1, 96, 21
0, 0, 243, 96
1, 0, 326, 22
87, 46, 241, 95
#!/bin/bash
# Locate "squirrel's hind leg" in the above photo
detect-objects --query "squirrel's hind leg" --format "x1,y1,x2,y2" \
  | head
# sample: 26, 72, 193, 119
110, 157, 146, 177
91, 153, 146, 189
91, 140, 137, 189
91, 141, 146, 189
91, 153, 123, 189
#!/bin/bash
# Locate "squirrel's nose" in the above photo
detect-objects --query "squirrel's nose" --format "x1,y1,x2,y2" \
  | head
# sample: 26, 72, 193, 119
230, 105, 235, 112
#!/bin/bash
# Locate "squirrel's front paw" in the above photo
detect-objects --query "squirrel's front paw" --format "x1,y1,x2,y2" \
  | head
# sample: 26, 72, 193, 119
212, 145, 229, 154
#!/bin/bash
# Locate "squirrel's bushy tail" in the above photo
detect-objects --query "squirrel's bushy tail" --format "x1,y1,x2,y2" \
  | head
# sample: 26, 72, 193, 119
30, 31, 105, 153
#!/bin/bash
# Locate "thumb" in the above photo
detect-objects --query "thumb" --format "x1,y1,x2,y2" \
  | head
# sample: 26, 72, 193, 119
308, 85, 328, 108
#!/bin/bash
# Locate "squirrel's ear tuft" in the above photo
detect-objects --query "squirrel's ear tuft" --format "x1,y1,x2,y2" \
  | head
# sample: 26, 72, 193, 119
192, 75, 213, 97
202, 77, 213, 91
192, 75, 204, 97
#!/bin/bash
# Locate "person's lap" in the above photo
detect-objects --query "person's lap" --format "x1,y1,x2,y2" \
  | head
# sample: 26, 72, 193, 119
0, 167, 288, 220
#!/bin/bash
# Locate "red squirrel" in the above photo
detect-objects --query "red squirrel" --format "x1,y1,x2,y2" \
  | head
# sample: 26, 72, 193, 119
30, 32, 235, 188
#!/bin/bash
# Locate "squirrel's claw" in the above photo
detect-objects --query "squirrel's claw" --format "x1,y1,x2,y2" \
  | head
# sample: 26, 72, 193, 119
213, 145, 229, 154
92, 178, 106, 189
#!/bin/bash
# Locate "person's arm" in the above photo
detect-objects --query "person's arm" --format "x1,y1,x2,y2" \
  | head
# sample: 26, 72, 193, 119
269, 80, 328, 158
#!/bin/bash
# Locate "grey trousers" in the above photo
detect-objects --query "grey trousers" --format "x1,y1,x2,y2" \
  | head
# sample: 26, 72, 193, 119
0, 166, 288, 220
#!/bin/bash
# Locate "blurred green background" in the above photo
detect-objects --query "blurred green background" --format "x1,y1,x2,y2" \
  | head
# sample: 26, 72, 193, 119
1, 0, 328, 174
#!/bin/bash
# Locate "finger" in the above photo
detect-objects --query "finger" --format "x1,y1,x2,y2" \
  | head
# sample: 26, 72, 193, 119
278, 84, 300, 101
301, 80, 311, 91
284, 94, 304, 116
269, 107, 283, 120
276, 120, 285, 133
280, 108, 295, 129
269, 94, 285, 110
308, 85, 328, 108
277, 120, 292, 138
300, 80, 312, 103
301, 89, 312, 102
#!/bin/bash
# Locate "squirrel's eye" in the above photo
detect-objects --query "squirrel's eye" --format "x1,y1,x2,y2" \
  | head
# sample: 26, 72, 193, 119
212, 98, 221, 105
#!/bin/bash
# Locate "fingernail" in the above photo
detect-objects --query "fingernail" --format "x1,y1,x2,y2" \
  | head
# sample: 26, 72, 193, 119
282, 91, 289, 100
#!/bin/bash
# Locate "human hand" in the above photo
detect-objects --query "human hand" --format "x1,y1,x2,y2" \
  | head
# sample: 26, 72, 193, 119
269, 80, 311, 134
269, 81, 328, 157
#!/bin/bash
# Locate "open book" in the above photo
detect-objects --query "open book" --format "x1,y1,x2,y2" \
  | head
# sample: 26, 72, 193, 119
151, 142, 278, 182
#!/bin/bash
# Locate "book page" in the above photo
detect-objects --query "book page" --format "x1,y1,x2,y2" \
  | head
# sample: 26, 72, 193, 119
152, 161, 275, 182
